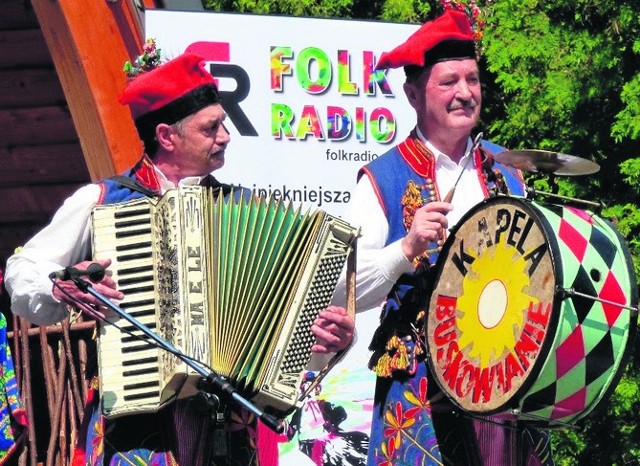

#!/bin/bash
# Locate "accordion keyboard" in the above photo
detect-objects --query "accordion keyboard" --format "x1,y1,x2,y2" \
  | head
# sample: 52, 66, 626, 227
92, 199, 163, 417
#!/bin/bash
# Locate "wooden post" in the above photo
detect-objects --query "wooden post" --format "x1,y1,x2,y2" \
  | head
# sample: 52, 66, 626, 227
31, 0, 150, 179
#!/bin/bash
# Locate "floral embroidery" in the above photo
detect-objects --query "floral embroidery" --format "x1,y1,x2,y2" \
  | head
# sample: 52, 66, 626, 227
404, 377, 430, 419
90, 417, 105, 461
383, 401, 415, 449
227, 409, 257, 449
401, 180, 424, 232
377, 437, 398, 466
378, 393, 442, 465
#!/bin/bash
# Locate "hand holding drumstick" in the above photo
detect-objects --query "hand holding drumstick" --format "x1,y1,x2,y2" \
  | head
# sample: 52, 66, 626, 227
402, 202, 453, 261
414, 133, 483, 258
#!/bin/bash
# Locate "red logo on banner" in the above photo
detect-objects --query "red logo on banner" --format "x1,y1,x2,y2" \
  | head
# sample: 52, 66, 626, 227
185, 41, 258, 136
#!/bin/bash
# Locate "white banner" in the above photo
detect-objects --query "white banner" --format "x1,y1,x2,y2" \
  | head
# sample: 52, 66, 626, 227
146, 10, 419, 217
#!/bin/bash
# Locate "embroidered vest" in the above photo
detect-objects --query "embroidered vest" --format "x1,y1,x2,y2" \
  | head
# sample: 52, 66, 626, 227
97, 156, 161, 206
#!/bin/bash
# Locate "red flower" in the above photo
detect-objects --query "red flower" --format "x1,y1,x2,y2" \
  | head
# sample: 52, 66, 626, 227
383, 401, 416, 449
377, 436, 398, 466
404, 377, 430, 418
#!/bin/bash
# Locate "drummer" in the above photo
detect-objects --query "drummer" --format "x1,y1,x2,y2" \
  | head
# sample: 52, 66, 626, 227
342, 7, 555, 465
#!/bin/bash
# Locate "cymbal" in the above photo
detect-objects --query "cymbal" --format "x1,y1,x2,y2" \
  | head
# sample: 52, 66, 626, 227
492, 149, 600, 176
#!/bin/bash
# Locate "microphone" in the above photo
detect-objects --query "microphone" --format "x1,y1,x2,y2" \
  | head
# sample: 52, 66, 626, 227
49, 263, 107, 282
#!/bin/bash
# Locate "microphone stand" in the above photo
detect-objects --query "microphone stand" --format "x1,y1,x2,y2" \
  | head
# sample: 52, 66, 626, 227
71, 277, 285, 434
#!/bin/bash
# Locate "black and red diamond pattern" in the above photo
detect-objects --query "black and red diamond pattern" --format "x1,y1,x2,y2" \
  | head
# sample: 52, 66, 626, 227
518, 203, 636, 426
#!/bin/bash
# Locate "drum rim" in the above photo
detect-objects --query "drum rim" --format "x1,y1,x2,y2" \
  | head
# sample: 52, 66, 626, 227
426, 195, 564, 416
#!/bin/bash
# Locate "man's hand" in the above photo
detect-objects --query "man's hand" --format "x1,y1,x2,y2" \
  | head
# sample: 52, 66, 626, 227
51, 259, 123, 320
311, 305, 355, 354
401, 201, 453, 261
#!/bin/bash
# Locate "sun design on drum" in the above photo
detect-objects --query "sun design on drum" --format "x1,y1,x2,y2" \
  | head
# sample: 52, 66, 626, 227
456, 241, 538, 368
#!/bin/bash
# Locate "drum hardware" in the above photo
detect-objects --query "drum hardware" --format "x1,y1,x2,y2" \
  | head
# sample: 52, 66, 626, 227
525, 186, 603, 209
492, 149, 600, 176
559, 287, 639, 314
507, 409, 577, 429
456, 409, 578, 430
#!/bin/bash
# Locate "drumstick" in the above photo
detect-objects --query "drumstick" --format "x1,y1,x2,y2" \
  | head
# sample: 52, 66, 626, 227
425, 133, 484, 255
442, 132, 484, 203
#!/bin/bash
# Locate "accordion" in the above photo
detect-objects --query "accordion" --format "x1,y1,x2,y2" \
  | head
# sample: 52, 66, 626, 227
91, 186, 358, 418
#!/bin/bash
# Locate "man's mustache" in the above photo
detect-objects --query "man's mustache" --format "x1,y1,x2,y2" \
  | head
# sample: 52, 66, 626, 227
448, 98, 478, 111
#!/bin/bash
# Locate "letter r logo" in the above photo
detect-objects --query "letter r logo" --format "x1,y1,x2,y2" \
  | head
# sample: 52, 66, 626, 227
186, 41, 258, 136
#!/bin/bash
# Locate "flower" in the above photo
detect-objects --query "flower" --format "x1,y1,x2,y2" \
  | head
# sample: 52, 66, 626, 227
383, 401, 416, 448
440, 0, 487, 50
123, 38, 163, 79
377, 436, 398, 466
89, 417, 105, 460
404, 377, 430, 418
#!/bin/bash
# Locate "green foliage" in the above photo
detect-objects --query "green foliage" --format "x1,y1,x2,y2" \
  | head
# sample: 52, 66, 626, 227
202, 0, 437, 21
620, 158, 640, 190
202, 0, 354, 17
613, 74, 640, 142
378, 0, 433, 22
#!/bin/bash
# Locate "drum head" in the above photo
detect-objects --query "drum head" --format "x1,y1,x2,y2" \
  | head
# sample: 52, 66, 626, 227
427, 196, 560, 414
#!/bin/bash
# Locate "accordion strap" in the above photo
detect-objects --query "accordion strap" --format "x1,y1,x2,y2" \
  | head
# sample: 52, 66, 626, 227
109, 174, 240, 199
108, 175, 160, 198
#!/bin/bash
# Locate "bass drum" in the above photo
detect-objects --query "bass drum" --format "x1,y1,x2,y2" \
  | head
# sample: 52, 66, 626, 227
426, 195, 637, 427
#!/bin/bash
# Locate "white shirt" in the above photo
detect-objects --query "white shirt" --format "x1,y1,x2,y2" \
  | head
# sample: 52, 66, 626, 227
5, 167, 206, 325
314, 133, 487, 376
331, 133, 486, 315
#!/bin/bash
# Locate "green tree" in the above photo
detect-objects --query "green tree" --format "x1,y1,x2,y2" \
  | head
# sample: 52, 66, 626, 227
481, 4, 640, 462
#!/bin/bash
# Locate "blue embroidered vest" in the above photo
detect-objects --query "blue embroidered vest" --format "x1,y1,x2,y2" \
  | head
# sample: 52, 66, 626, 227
97, 156, 161, 206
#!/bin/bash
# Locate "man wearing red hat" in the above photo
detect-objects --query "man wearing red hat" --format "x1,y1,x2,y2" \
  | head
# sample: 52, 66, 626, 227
341, 7, 554, 466
5, 45, 354, 465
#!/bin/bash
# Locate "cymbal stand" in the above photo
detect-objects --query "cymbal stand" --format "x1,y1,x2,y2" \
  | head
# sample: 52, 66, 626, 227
525, 185, 603, 210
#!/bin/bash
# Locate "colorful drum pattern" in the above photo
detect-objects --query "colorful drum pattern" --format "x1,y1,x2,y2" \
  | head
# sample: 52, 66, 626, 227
426, 196, 637, 426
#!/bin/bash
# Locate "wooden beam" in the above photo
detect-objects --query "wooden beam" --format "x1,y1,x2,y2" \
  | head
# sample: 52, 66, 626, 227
30, 0, 147, 180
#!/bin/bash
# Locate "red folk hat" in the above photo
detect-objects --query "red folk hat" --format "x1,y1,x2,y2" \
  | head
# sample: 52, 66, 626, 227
376, 9, 476, 71
119, 52, 220, 136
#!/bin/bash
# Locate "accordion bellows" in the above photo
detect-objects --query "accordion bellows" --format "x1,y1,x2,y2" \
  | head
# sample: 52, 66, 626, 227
91, 186, 358, 418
